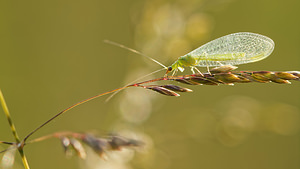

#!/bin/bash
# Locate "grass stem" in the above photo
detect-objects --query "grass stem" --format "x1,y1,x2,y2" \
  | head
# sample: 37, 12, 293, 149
0, 89, 30, 169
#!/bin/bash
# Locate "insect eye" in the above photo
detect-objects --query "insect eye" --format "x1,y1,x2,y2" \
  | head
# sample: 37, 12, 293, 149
168, 67, 172, 71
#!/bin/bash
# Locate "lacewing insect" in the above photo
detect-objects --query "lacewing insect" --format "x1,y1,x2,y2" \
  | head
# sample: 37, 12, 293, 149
166, 32, 275, 75
105, 32, 275, 76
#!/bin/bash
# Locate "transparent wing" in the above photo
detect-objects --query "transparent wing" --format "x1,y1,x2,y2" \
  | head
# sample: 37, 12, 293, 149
186, 32, 275, 67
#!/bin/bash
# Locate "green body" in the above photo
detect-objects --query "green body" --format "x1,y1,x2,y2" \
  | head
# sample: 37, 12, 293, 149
170, 52, 246, 72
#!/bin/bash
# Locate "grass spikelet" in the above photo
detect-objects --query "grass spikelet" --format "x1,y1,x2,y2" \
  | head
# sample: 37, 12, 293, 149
251, 71, 272, 81
188, 76, 219, 85
275, 72, 299, 80
285, 71, 300, 80
81, 134, 108, 158
108, 135, 144, 151
213, 73, 241, 84
70, 138, 87, 159
160, 85, 193, 92
146, 86, 180, 96
60, 136, 72, 158
174, 78, 202, 85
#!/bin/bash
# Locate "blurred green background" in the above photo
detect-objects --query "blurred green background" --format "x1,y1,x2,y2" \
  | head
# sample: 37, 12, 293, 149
0, 0, 299, 169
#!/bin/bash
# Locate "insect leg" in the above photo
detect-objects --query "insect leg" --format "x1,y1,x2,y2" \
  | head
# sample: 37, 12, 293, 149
203, 52, 211, 75
192, 66, 204, 76
172, 68, 178, 76
206, 64, 211, 75
190, 67, 195, 74
216, 61, 224, 66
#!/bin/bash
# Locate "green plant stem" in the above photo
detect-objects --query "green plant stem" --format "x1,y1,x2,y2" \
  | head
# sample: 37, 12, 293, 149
0, 89, 20, 143
19, 148, 30, 169
0, 89, 30, 169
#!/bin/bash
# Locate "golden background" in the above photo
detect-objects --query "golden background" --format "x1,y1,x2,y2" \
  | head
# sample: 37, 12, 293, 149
0, 0, 299, 168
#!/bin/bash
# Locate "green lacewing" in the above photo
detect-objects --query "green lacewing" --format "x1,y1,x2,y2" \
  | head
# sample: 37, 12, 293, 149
166, 32, 275, 74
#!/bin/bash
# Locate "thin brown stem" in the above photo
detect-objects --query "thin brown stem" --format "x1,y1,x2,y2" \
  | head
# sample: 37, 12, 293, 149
22, 76, 171, 144
0, 141, 14, 145
27, 131, 84, 144
22, 86, 129, 144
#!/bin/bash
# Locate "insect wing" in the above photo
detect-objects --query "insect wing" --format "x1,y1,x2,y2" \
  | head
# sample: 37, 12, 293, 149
187, 32, 275, 67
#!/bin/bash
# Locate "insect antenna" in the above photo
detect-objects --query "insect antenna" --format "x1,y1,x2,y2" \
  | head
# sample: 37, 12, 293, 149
105, 67, 166, 102
103, 40, 167, 69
